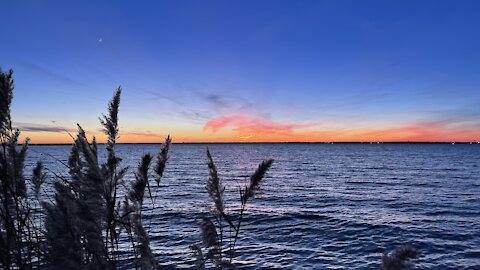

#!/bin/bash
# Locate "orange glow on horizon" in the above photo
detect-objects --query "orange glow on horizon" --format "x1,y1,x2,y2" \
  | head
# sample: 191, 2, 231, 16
13, 114, 480, 144
18, 125, 480, 144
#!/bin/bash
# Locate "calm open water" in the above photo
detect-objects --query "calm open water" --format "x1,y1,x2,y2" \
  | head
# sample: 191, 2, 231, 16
26, 143, 480, 269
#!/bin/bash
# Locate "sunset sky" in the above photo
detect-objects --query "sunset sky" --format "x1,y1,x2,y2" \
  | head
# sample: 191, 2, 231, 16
2, 0, 480, 143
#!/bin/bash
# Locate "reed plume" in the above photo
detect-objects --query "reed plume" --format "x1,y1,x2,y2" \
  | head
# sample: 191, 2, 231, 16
5, 129, 29, 198
122, 132, 171, 269
100, 87, 121, 148
0, 68, 13, 134
31, 161, 46, 199
381, 245, 418, 270
0, 68, 44, 269
125, 153, 160, 270
154, 135, 171, 185
129, 154, 153, 206
44, 88, 169, 269
206, 148, 224, 215
190, 244, 205, 270
43, 182, 84, 270
201, 217, 218, 248
196, 148, 274, 269
99, 88, 128, 255
243, 159, 274, 204
45, 128, 110, 269
200, 217, 221, 267
99, 87, 122, 180
44, 90, 128, 269
132, 217, 160, 270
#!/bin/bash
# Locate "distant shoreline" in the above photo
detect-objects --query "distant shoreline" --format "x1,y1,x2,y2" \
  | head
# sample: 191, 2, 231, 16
25, 141, 480, 146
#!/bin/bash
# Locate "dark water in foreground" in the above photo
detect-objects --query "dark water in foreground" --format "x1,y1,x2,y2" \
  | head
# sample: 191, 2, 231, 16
27, 143, 480, 269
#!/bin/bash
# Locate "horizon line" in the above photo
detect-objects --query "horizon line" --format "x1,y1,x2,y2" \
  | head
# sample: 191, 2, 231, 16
25, 141, 480, 146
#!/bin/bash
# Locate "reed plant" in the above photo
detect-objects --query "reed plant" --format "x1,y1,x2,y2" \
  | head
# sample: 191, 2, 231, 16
0, 68, 45, 269
191, 148, 274, 269
42, 88, 171, 269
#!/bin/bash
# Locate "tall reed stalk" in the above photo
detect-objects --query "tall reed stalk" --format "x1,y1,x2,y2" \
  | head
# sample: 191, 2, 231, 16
0, 68, 45, 269
192, 148, 274, 269
43, 87, 171, 269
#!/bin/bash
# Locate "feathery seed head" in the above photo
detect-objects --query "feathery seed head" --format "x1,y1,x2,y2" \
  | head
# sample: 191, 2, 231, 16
243, 159, 274, 203
205, 148, 225, 215
200, 217, 218, 248
381, 245, 418, 270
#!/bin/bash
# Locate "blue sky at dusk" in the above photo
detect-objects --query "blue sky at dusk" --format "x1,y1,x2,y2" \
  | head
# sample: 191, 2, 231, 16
2, 0, 480, 143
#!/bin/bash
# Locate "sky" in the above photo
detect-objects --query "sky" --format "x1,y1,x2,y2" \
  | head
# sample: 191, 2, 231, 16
1, 0, 480, 143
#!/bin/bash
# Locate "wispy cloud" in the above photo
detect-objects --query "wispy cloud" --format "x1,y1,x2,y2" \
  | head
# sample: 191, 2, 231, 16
91, 128, 164, 138
144, 90, 185, 106
203, 93, 254, 112
204, 94, 228, 108
179, 110, 211, 122
121, 130, 166, 138
135, 86, 260, 125
13, 122, 75, 133
18, 61, 83, 86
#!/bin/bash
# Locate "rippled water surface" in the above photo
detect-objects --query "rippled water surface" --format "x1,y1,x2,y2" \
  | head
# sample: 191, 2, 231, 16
27, 143, 480, 269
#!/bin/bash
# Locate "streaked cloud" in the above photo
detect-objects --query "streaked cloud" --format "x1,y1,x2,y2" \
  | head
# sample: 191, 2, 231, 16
121, 130, 166, 138
144, 90, 185, 106
203, 93, 254, 112
18, 61, 83, 86
13, 122, 76, 133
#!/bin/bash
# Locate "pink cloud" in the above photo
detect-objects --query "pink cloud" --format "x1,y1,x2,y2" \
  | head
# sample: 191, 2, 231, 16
203, 114, 313, 135
202, 114, 480, 142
